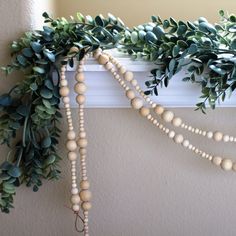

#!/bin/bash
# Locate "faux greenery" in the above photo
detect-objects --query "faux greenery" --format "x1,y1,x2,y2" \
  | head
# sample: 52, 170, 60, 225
0, 10, 235, 213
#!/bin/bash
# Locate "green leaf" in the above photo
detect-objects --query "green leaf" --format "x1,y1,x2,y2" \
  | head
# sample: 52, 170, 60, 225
22, 48, 33, 57
153, 26, 165, 40
30, 83, 38, 91
145, 32, 157, 44
43, 49, 55, 62
16, 105, 29, 116
44, 80, 54, 90
16, 55, 27, 66
7, 166, 21, 178
42, 12, 49, 18
95, 15, 104, 27
131, 31, 138, 44
41, 136, 51, 148
44, 155, 56, 166
40, 88, 53, 99
0, 94, 12, 106
0, 161, 12, 171
30, 42, 43, 53
172, 45, 180, 57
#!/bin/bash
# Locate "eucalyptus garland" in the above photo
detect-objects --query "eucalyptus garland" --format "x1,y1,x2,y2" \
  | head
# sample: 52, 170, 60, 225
0, 10, 235, 213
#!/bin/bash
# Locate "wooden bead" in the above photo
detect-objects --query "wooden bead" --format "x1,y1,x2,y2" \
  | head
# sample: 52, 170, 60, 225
131, 97, 143, 109
105, 62, 113, 70
80, 148, 87, 155
63, 96, 70, 104
174, 134, 184, 144
67, 131, 76, 140
232, 163, 236, 172
72, 204, 80, 212
76, 95, 86, 104
172, 117, 182, 127
223, 135, 230, 142
74, 82, 87, 94
162, 110, 174, 123
59, 87, 70, 97
76, 73, 85, 82
139, 107, 150, 117
80, 180, 90, 190
207, 131, 213, 139
79, 190, 92, 201
66, 140, 77, 151
212, 156, 222, 166
68, 152, 77, 161
69, 46, 79, 54
126, 89, 135, 99
77, 138, 88, 147
154, 105, 164, 115
98, 54, 109, 65
124, 71, 133, 81
213, 131, 223, 142
221, 158, 233, 171
71, 194, 80, 204
71, 188, 79, 195
168, 131, 175, 138
82, 202, 92, 211
60, 79, 68, 87
182, 139, 190, 147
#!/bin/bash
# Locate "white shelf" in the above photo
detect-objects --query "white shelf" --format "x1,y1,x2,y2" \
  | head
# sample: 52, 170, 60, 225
63, 50, 236, 108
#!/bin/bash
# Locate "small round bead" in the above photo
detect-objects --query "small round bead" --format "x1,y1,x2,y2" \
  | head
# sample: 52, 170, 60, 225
82, 202, 92, 211
126, 89, 135, 99
207, 131, 213, 139
131, 97, 143, 109
71, 188, 79, 195
174, 134, 184, 144
182, 139, 190, 148
131, 79, 137, 86
69, 46, 79, 54
60, 79, 68, 87
213, 131, 223, 142
119, 66, 126, 74
79, 190, 92, 201
139, 107, 150, 117
67, 131, 76, 140
98, 54, 109, 65
221, 158, 233, 171
66, 140, 77, 151
80, 180, 90, 190
154, 105, 164, 115
76, 95, 86, 104
168, 130, 175, 139
124, 71, 134, 82
59, 87, 70, 97
76, 73, 85, 82
63, 96, 70, 104
71, 195, 80, 204
223, 135, 230, 142
68, 152, 77, 161
212, 156, 222, 166
72, 204, 80, 212
77, 138, 88, 147
74, 82, 87, 94
105, 62, 113, 70
79, 132, 86, 138
172, 117, 182, 127
80, 148, 87, 155
162, 110, 174, 123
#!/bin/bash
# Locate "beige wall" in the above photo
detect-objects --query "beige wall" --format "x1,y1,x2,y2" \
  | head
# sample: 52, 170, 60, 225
1, 1, 236, 236
57, 0, 236, 26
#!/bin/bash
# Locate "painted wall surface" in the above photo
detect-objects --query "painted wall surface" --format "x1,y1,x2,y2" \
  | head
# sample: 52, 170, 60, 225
1, 1, 236, 236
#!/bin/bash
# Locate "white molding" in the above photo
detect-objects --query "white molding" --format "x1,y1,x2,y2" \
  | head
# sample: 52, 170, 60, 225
64, 50, 236, 108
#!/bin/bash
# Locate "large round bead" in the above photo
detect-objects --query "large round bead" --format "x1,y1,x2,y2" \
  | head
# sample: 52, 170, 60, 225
221, 158, 233, 171
66, 140, 77, 151
79, 190, 92, 201
139, 107, 150, 117
126, 89, 135, 99
72, 204, 80, 212
71, 194, 80, 204
80, 180, 90, 190
213, 131, 223, 142
124, 71, 133, 82
82, 202, 92, 211
76, 73, 85, 82
76, 95, 86, 104
172, 117, 182, 127
174, 134, 184, 144
98, 54, 109, 65
212, 156, 222, 166
162, 110, 174, 123
131, 97, 143, 109
67, 131, 76, 140
59, 87, 70, 97
68, 152, 77, 161
77, 138, 88, 147
154, 105, 164, 115
74, 82, 87, 94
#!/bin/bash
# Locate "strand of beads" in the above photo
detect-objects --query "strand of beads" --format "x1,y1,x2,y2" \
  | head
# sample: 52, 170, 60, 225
59, 63, 81, 214
74, 54, 92, 236
102, 53, 236, 144
94, 49, 236, 172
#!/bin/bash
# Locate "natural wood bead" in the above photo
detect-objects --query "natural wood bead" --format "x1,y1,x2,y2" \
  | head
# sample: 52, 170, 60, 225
76, 73, 85, 82
174, 134, 184, 144
182, 139, 190, 147
69, 46, 79, 53
66, 140, 77, 151
221, 158, 233, 171
76, 95, 86, 104
63, 97, 70, 104
207, 131, 213, 139
60, 79, 68, 87
124, 71, 134, 81
79, 190, 92, 201
232, 163, 236, 171
80, 148, 87, 155
80, 180, 90, 190
105, 62, 113, 70
162, 110, 174, 123
74, 82, 87, 94
71, 188, 79, 195
172, 117, 182, 127
154, 105, 164, 115
212, 156, 222, 166
67, 131, 76, 140
68, 152, 77, 161
59, 87, 70, 97
213, 131, 223, 142
126, 89, 135, 99
79, 132, 86, 138
82, 202, 92, 211
119, 66, 126, 74
93, 49, 102, 59
77, 138, 88, 147
168, 131, 175, 138
72, 204, 80, 212
131, 97, 143, 109
223, 135, 230, 142
98, 54, 109, 65
131, 79, 137, 86
139, 107, 150, 117
71, 194, 80, 204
